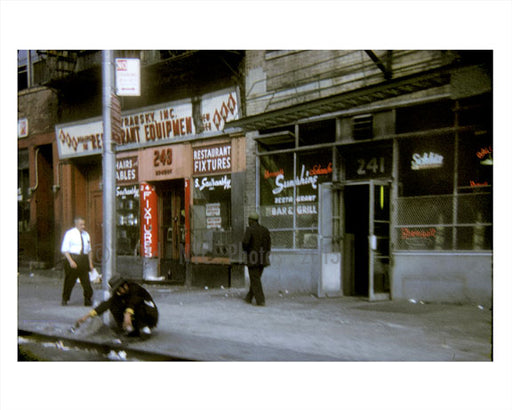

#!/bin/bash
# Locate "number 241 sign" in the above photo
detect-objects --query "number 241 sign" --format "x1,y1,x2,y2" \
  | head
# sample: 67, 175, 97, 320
345, 149, 391, 180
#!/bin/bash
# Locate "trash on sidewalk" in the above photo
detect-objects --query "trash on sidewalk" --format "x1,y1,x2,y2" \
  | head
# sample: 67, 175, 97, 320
107, 350, 127, 361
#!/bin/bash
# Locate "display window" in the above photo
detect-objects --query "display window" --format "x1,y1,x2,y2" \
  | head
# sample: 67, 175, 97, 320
259, 150, 332, 249
191, 173, 232, 257
398, 135, 454, 197
457, 131, 492, 190
395, 131, 492, 251
116, 184, 140, 255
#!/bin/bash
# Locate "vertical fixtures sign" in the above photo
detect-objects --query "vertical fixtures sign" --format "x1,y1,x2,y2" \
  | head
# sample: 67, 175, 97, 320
115, 58, 140, 96
140, 183, 158, 258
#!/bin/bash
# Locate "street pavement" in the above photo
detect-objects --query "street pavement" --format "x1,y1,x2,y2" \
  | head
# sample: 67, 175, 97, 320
17, 269, 492, 361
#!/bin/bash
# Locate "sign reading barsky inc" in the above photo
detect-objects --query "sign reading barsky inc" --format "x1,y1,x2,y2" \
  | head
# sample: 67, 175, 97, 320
55, 88, 239, 159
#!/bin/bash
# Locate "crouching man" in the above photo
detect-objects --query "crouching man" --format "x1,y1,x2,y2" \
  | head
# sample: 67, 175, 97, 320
76, 274, 158, 337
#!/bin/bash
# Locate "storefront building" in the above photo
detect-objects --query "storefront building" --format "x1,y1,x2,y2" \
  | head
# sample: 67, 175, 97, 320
227, 50, 492, 304
55, 87, 246, 287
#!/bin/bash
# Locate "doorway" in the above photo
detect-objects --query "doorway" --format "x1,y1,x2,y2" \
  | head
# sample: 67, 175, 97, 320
156, 179, 186, 283
343, 181, 390, 300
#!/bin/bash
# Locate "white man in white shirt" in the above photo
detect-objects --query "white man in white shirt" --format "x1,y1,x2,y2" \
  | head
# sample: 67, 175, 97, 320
60, 216, 94, 306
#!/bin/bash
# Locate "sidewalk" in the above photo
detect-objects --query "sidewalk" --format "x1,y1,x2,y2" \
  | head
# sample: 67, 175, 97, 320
17, 269, 492, 361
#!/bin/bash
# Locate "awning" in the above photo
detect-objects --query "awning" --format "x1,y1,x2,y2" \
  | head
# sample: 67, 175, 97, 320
226, 65, 454, 132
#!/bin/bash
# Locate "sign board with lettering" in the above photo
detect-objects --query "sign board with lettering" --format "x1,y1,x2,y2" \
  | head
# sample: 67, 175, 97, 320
138, 143, 192, 181
140, 183, 158, 258
260, 151, 332, 219
116, 155, 139, 185
115, 58, 141, 96
193, 174, 232, 192
399, 136, 454, 196
193, 143, 232, 175
55, 87, 239, 159
18, 118, 29, 138
344, 146, 392, 180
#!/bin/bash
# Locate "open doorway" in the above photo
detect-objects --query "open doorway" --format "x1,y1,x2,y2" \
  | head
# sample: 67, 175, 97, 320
344, 185, 370, 296
343, 181, 390, 300
156, 179, 186, 283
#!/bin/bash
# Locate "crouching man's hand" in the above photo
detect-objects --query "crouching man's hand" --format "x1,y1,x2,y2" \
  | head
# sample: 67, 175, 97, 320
75, 311, 94, 328
122, 310, 134, 332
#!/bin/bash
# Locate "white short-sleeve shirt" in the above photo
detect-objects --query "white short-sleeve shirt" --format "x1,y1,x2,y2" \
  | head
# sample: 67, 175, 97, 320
61, 227, 91, 255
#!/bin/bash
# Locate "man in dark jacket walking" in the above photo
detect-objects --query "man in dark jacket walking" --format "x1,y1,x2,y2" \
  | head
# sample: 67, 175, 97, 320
242, 213, 271, 306
76, 275, 158, 337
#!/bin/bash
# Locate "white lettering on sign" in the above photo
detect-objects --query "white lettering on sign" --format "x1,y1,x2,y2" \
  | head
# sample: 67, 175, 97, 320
140, 183, 158, 258
116, 185, 139, 198
411, 152, 444, 170
194, 175, 231, 191
274, 195, 316, 204
270, 205, 318, 216
193, 144, 232, 174
144, 225, 153, 256
272, 165, 318, 195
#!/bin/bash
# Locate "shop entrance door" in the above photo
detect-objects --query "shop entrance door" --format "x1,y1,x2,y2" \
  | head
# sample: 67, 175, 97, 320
158, 180, 186, 283
343, 180, 390, 300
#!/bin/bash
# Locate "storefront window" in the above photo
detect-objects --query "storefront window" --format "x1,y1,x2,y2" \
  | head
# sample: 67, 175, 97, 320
191, 173, 232, 257
399, 135, 454, 197
396, 129, 492, 251
259, 150, 332, 249
116, 185, 140, 256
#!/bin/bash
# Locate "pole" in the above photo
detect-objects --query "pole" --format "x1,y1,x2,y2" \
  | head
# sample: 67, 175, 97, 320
101, 50, 117, 306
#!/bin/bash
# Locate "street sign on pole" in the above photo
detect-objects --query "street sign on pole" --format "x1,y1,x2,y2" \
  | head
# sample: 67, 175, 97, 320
115, 58, 140, 96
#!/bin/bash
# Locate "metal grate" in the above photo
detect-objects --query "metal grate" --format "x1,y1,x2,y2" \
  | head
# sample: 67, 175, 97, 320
395, 192, 492, 250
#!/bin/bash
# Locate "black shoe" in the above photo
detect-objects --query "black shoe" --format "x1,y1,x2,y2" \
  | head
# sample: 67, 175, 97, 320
256, 302, 266, 307
61, 300, 68, 306
84, 299, 92, 306
244, 296, 252, 304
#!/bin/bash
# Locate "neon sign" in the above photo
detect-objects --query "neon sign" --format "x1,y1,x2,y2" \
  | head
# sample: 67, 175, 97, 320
411, 152, 444, 170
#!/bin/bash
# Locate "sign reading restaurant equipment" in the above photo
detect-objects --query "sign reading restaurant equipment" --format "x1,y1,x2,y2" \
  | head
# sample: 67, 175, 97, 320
55, 88, 239, 159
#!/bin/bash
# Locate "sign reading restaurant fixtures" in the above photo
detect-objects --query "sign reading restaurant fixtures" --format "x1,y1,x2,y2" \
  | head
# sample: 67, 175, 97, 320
55, 88, 239, 159
193, 143, 232, 175
140, 183, 158, 258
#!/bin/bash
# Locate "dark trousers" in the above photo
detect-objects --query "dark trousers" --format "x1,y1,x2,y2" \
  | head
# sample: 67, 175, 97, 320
62, 254, 93, 303
110, 301, 159, 331
246, 265, 265, 305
